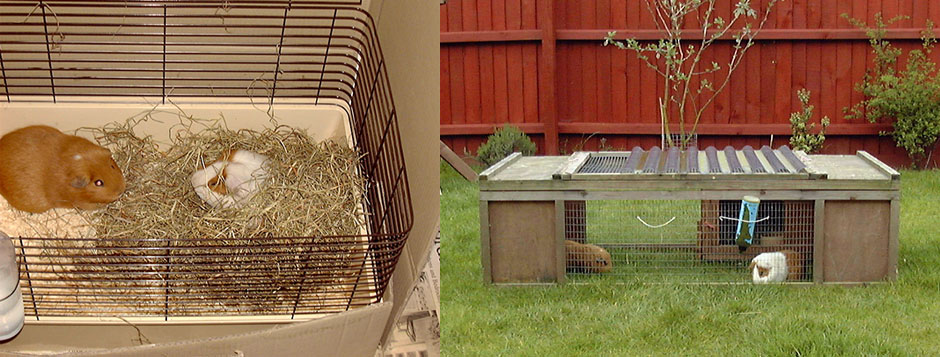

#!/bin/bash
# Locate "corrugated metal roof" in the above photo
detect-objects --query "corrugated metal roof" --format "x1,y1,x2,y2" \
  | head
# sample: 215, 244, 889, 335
577, 146, 807, 175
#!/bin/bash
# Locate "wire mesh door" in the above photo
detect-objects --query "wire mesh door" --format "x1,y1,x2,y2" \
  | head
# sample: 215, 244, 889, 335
0, 1, 412, 319
564, 199, 814, 283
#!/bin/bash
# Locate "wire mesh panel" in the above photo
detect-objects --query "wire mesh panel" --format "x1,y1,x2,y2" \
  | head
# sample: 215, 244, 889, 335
0, 1, 412, 319
564, 200, 814, 283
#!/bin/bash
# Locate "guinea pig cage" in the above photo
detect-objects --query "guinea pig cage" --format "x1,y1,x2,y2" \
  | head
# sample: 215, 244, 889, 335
479, 146, 900, 285
0, 0, 412, 332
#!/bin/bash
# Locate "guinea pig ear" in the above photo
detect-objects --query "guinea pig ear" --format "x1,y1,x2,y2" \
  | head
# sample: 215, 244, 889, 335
71, 175, 89, 188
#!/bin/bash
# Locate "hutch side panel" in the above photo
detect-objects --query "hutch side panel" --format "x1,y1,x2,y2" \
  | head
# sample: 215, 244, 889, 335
823, 201, 893, 282
486, 201, 559, 283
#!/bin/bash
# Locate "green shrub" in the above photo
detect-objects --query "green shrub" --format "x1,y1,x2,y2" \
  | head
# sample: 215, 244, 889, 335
844, 13, 940, 168
476, 124, 536, 167
789, 88, 830, 153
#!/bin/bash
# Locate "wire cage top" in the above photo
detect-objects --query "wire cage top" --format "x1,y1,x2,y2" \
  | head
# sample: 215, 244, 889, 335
0, 0, 413, 319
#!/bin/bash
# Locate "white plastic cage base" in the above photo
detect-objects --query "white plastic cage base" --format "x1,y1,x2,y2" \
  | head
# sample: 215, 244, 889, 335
0, 99, 381, 323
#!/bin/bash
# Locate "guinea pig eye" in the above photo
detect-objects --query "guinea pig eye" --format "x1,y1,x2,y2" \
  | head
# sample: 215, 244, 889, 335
94, 179, 104, 187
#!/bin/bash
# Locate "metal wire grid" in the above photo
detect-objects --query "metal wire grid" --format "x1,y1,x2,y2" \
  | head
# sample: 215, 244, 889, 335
564, 200, 814, 283
0, 1, 413, 318
0, 0, 366, 101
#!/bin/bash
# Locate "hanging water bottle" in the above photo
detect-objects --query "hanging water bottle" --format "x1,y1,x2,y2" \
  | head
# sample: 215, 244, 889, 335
735, 196, 761, 253
0, 231, 24, 341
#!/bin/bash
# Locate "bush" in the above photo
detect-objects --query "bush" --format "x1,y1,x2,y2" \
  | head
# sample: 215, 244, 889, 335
844, 13, 940, 168
789, 88, 830, 153
476, 124, 536, 167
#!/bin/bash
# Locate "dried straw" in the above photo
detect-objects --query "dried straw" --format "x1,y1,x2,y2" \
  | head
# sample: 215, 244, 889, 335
5, 116, 370, 316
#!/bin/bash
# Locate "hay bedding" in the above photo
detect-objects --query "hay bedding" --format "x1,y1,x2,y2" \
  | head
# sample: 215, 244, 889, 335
0, 117, 369, 316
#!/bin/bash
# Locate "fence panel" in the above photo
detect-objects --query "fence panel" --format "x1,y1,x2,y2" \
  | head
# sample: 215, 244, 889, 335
441, 0, 940, 167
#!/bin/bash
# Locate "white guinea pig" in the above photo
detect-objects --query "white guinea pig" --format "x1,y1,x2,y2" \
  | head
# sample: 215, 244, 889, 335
191, 149, 269, 209
749, 250, 801, 284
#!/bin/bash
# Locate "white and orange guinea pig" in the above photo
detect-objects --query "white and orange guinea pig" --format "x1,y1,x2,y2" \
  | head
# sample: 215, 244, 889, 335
190, 149, 269, 209
749, 250, 802, 284
0, 125, 125, 213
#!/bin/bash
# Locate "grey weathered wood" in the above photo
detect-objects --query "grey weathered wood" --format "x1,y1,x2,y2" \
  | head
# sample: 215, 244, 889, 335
492, 282, 559, 286
479, 152, 900, 285
856, 151, 901, 180
642, 147, 662, 173
482, 156, 569, 182
742, 146, 766, 173
623, 146, 644, 173
778, 146, 807, 172
813, 200, 824, 284
480, 200, 493, 284
761, 145, 790, 173
480, 189, 900, 202
555, 200, 567, 284
553, 151, 591, 179
487, 201, 558, 283
478, 152, 522, 181
558, 281, 878, 286
705, 146, 721, 173
664, 147, 680, 173
823, 201, 892, 282
479, 177, 899, 192
440, 140, 478, 181
888, 198, 900, 281
724, 146, 744, 173
810, 155, 890, 181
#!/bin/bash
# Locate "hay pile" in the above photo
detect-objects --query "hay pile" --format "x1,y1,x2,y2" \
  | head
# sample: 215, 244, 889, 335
3, 117, 370, 315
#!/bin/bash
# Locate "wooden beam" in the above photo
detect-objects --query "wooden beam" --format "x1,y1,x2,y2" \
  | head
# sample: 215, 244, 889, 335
812, 200, 825, 283
440, 140, 477, 182
440, 28, 932, 44
537, 0, 558, 155
439, 123, 545, 135
440, 30, 542, 43
555, 122, 893, 136
439, 122, 892, 136
480, 200, 492, 284
554, 200, 566, 284
559, 28, 933, 41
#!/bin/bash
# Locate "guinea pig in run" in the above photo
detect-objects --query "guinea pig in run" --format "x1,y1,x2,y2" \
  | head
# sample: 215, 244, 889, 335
191, 149, 269, 209
749, 250, 802, 284
0, 125, 126, 214
565, 240, 614, 274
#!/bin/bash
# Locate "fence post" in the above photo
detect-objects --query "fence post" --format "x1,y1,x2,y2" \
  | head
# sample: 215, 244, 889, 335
538, 0, 558, 155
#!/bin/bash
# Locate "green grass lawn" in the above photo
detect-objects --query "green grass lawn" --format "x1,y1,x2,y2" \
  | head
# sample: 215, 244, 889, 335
441, 161, 940, 356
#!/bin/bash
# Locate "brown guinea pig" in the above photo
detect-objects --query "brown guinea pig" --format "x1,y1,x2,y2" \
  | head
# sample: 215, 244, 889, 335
0, 125, 125, 213
565, 240, 613, 274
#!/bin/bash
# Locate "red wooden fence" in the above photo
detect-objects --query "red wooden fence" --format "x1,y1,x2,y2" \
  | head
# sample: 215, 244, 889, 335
440, 0, 940, 167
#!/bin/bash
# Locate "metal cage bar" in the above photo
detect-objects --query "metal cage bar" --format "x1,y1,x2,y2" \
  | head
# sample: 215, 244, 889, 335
564, 200, 815, 283
1, 0, 412, 319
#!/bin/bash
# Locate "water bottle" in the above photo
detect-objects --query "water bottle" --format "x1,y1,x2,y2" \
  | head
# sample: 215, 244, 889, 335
0, 231, 24, 341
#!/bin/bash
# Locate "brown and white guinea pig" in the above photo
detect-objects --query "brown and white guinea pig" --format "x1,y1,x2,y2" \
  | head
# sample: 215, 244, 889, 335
190, 148, 269, 209
0, 125, 125, 213
749, 250, 802, 284
565, 240, 613, 274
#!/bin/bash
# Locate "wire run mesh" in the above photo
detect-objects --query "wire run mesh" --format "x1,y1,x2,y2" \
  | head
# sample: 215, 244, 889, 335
564, 200, 814, 283
0, 1, 412, 319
